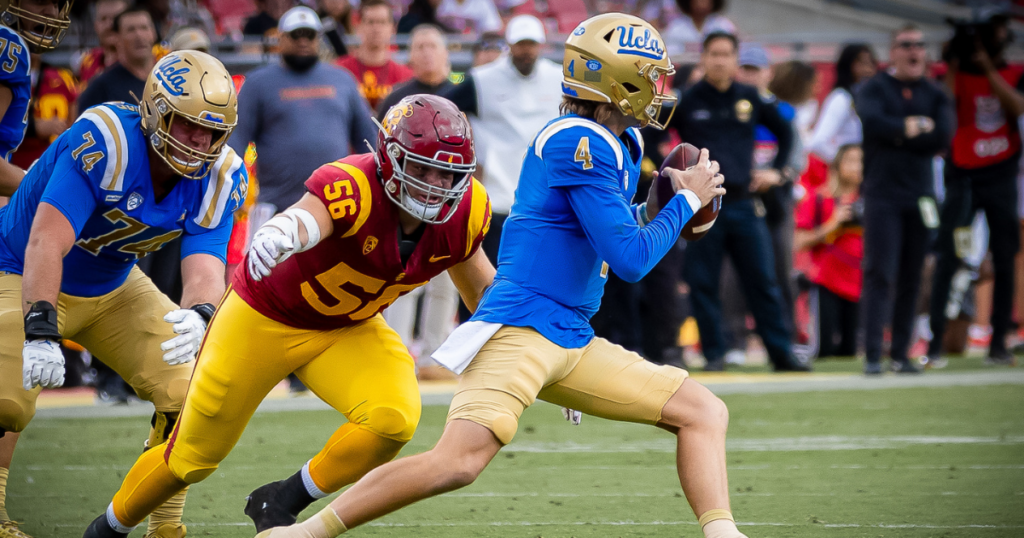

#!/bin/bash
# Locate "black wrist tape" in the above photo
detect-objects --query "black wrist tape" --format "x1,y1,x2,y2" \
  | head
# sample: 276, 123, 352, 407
24, 301, 62, 341
190, 303, 216, 324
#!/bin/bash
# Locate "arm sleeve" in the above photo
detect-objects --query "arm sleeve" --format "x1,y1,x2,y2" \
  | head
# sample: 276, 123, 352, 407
760, 96, 795, 170
855, 80, 907, 145
227, 78, 260, 155
563, 184, 692, 283
442, 75, 478, 116
807, 90, 851, 161
38, 151, 99, 236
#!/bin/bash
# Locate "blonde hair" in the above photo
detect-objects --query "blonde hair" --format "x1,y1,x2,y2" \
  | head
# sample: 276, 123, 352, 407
559, 96, 619, 125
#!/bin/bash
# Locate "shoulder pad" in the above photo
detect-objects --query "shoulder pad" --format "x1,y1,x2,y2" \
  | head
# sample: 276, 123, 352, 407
76, 104, 133, 193
194, 146, 246, 229
309, 159, 374, 238
533, 117, 624, 171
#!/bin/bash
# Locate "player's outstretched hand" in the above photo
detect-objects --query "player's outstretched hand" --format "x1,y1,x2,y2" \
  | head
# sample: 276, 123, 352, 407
22, 339, 64, 390
561, 407, 582, 425
161, 309, 207, 365
248, 226, 295, 281
662, 148, 726, 207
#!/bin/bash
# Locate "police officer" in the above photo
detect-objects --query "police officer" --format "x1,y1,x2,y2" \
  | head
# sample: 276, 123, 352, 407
855, 24, 953, 374
672, 32, 807, 372
926, 13, 1024, 367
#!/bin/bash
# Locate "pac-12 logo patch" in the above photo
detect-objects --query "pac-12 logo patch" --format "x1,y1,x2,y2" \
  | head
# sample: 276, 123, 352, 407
155, 55, 190, 96
126, 192, 144, 211
363, 236, 378, 255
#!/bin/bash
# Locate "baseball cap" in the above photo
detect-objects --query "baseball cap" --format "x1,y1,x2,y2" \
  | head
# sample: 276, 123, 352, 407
505, 14, 545, 45
278, 6, 322, 34
169, 27, 211, 52
738, 43, 770, 69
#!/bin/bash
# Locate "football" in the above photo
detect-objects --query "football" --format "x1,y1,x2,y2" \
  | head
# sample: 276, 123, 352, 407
656, 142, 722, 241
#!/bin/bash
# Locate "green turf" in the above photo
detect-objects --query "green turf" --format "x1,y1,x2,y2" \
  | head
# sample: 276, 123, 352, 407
9, 383, 1024, 537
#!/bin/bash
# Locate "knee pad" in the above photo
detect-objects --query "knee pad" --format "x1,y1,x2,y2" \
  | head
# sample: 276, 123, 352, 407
145, 411, 179, 451
364, 405, 418, 442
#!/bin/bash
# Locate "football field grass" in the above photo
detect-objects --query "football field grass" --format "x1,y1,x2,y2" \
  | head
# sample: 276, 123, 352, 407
10, 375, 1024, 537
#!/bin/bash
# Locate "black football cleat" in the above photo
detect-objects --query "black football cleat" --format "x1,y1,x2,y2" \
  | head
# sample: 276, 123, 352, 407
245, 473, 315, 533
83, 514, 128, 538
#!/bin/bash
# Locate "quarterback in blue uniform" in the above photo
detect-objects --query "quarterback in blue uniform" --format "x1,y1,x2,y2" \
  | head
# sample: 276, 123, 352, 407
258, 13, 748, 538
0, 0, 75, 179
0, 51, 245, 538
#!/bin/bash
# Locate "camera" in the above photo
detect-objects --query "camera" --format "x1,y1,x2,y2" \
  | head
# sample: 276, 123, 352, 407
843, 198, 865, 228
943, 10, 1013, 74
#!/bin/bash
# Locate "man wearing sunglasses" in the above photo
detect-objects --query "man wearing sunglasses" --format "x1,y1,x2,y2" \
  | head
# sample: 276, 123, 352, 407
228, 6, 377, 239
855, 24, 953, 375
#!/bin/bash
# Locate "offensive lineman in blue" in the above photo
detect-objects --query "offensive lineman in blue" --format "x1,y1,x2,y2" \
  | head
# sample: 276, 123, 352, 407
258, 13, 747, 538
0, 51, 246, 538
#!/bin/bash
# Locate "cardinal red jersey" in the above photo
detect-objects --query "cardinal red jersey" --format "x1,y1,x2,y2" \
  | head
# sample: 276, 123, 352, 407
950, 68, 1024, 169
335, 56, 413, 111
233, 153, 491, 330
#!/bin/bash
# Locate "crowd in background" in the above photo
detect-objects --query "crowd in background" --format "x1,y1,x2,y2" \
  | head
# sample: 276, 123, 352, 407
9, 0, 1024, 398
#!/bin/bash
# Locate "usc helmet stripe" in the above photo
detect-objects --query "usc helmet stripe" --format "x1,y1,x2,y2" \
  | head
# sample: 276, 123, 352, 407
81, 105, 128, 192
327, 161, 373, 238
464, 179, 491, 258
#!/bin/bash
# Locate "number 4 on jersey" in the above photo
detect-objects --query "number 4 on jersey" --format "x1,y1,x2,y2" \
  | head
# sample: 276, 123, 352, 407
574, 137, 593, 170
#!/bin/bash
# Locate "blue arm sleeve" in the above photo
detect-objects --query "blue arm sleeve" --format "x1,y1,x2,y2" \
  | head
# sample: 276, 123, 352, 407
38, 150, 99, 236
563, 184, 691, 283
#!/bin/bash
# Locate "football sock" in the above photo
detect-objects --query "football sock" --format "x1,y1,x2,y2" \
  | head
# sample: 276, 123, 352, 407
300, 461, 327, 499
699, 509, 746, 538
306, 424, 404, 494
146, 486, 189, 535
112, 443, 189, 527
0, 467, 9, 521
255, 506, 347, 538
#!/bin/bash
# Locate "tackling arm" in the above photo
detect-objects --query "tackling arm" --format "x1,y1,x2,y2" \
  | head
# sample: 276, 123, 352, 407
447, 248, 495, 313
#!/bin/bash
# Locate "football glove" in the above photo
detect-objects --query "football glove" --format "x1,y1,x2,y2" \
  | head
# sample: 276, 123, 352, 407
161, 308, 207, 365
248, 226, 295, 281
23, 339, 65, 390
561, 407, 582, 426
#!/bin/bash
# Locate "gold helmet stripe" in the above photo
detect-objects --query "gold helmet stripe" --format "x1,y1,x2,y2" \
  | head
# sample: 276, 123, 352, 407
196, 147, 242, 228
80, 106, 128, 192
534, 117, 623, 170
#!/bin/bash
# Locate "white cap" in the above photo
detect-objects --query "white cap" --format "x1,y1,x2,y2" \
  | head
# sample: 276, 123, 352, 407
278, 6, 322, 33
505, 14, 545, 45
169, 27, 211, 51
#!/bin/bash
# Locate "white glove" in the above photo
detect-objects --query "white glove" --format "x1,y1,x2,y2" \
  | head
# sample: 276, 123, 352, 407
161, 309, 207, 365
561, 407, 582, 426
248, 226, 295, 281
23, 339, 65, 390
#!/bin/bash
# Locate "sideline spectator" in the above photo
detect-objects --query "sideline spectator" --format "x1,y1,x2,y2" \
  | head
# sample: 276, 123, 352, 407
168, 26, 211, 52
663, 0, 735, 56
794, 144, 864, 359
244, 0, 293, 36
78, 6, 157, 114
673, 32, 806, 372
376, 24, 453, 118
319, 0, 353, 56
437, 0, 502, 34
926, 13, 1024, 367
230, 6, 376, 215
856, 24, 953, 375
75, 0, 128, 85
11, 54, 77, 169
399, 0, 449, 34
336, 0, 414, 110
443, 14, 561, 266
808, 44, 878, 164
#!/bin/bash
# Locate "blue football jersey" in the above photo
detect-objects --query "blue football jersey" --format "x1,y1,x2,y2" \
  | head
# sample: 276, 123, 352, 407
471, 114, 694, 348
0, 25, 31, 160
0, 103, 248, 297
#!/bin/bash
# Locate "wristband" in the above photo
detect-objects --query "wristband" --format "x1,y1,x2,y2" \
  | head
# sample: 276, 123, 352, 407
24, 300, 62, 341
637, 202, 651, 226
190, 303, 216, 324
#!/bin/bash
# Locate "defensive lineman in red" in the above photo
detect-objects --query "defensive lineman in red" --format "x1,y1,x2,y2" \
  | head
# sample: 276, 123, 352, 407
83, 95, 495, 538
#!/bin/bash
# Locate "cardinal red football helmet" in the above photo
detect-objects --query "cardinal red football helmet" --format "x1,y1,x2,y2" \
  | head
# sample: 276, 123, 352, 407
376, 94, 476, 224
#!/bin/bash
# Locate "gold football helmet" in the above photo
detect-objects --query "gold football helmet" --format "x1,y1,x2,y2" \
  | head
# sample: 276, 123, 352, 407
563, 13, 677, 129
140, 51, 237, 179
0, 0, 74, 52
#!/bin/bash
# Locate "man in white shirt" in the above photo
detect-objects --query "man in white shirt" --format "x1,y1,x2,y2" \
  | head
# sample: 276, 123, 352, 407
443, 14, 563, 265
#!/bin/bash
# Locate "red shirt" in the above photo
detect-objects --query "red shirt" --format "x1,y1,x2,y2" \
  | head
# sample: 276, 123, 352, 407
795, 190, 863, 301
951, 67, 1024, 169
335, 56, 413, 112
77, 47, 107, 85
233, 153, 491, 330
